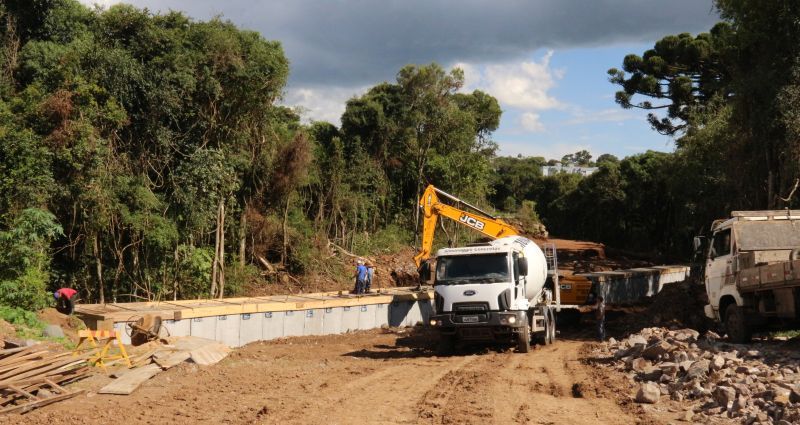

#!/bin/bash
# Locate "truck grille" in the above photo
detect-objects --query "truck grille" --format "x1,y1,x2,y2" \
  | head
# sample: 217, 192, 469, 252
452, 302, 490, 314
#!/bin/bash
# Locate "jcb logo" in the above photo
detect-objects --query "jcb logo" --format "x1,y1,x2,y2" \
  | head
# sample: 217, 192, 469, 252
459, 215, 485, 230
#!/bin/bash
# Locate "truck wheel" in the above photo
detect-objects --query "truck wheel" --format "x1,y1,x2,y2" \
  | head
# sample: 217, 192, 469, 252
517, 323, 531, 353
547, 308, 556, 343
437, 334, 456, 355
725, 304, 752, 343
541, 311, 552, 346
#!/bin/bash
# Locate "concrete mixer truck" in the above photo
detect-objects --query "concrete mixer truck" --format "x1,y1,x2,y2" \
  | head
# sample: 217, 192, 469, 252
414, 185, 560, 353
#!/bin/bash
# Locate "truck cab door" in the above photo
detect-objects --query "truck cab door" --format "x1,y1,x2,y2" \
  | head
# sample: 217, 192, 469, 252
706, 228, 733, 308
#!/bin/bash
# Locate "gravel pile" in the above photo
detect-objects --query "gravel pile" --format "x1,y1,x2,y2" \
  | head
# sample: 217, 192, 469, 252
598, 327, 800, 424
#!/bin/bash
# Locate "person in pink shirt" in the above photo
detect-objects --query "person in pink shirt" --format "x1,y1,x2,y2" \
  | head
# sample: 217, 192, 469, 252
53, 288, 78, 315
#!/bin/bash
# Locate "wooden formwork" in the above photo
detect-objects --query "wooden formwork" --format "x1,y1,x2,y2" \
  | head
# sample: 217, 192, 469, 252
76, 287, 434, 331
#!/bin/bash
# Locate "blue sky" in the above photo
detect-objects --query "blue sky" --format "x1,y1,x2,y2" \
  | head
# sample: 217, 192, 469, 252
488, 43, 676, 160
79, 1, 718, 161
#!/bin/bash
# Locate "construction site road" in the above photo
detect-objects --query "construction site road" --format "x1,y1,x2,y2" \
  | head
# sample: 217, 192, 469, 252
5, 328, 662, 425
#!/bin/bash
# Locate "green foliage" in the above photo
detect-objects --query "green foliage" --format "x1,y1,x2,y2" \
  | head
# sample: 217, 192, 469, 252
174, 244, 214, 298
0, 305, 44, 330
0, 209, 62, 310
561, 150, 593, 166
514, 201, 542, 233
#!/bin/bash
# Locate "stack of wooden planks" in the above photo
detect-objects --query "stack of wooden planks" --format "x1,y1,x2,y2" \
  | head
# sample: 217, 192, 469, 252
0, 344, 90, 414
99, 336, 230, 395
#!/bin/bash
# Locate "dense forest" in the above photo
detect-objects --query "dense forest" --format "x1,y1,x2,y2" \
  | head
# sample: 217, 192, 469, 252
1, 0, 798, 310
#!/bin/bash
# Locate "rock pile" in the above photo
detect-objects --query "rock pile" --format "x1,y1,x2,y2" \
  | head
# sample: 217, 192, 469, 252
600, 327, 800, 424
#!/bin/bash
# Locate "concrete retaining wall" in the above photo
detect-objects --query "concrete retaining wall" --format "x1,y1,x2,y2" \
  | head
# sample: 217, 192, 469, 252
97, 296, 434, 348
577, 265, 691, 305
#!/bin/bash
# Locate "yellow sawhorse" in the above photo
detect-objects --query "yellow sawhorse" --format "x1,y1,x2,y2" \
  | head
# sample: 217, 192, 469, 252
74, 329, 132, 370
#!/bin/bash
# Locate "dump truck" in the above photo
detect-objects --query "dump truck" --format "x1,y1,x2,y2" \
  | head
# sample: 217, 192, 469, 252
698, 210, 800, 342
414, 185, 561, 352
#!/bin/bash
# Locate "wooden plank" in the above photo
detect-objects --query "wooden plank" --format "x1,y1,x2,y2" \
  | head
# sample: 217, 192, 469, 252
153, 351, 190, 369
8, 384, 38, 400
0, 356, 86, 385
0, 347, 28, 357
189, 343, 231, 366
98, 364, 162, 395
0, 389, 84, 414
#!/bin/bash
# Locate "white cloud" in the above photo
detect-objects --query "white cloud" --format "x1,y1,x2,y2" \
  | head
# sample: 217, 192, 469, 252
485, 51, 563, 110
457, 51, 564, 111
452, 50, 565, 134
282, 85, 368, 125
520, 112, 544, 132
497, 140, 592, 160
564, 108, 637, 125
77, 0, 121, 8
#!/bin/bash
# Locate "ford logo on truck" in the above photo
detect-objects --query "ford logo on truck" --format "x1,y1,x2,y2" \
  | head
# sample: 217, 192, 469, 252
463, 290, 476, 296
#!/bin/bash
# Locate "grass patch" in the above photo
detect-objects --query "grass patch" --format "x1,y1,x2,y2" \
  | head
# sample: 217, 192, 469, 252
771, 329, 800, 339
0, 304, 76, 348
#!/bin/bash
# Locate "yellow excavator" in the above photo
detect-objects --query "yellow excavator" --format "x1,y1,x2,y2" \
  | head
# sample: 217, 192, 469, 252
413, 184, 519, 268
413, 184, 590, 307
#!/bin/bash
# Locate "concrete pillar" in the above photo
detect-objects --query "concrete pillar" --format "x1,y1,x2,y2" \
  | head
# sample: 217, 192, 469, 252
322, 307, 343, 335
341, 306, 359, 332
190, 316, 216, 340
162, 319, 190, 339
358, 304, 376, 330
418, 300, 434, 322
239, 313, 263, 346
283, 310, 304, 336
374, 303, 389, 328
405, 301, 422, 327
262, 312, 284, 341
215, 315, 241, 347
303, 309, 325, 336
389, 301, 412, 327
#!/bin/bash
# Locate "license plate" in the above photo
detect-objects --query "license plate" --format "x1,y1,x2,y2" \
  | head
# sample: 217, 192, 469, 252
462, 315, 479, 323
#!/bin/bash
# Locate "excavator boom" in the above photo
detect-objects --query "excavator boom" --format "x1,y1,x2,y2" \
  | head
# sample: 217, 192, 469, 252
413, 184, 519, 267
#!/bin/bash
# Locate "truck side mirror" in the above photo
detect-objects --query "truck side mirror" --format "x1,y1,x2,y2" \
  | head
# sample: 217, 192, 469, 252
518, 258, 528, 277
693, 236, 702, 252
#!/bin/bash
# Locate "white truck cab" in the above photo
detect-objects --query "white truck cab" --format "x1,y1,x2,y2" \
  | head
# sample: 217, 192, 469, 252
427, 236, 556, 352
701, 210, 800, 342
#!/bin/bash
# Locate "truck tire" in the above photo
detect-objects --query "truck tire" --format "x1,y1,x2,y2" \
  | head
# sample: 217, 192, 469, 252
517, 323, 531, 353
725, 304, 752, 343
541, 310, 552, 346
547, 308, 556, 343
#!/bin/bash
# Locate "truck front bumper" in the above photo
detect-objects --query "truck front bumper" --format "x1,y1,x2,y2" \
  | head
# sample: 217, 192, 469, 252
428, 311, 527, 340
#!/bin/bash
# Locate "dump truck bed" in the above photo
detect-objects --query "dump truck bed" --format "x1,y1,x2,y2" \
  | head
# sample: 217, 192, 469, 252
737, 259, 800, 292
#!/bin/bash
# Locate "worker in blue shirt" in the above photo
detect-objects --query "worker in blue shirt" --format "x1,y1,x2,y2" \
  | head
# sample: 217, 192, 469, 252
364, 261, 375, 293
353, 259, 368, 294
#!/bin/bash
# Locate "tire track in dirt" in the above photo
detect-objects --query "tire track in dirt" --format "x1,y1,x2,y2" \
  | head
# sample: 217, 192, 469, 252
10, 330, 660, 425
318, 356, 479, 424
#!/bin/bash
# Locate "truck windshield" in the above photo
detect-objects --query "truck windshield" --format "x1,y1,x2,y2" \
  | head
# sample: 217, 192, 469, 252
735, 221, 800, 250
435, 254, 509, 284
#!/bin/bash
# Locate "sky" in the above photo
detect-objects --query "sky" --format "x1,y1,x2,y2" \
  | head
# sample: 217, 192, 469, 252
78, 0, 720, 160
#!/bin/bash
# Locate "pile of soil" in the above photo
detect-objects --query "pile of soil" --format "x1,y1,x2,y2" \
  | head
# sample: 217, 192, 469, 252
548, 238, 654, 275
37, 308, 85, 342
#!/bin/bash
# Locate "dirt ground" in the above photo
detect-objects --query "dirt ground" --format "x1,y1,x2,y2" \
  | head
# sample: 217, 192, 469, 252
5, 327, 668, 425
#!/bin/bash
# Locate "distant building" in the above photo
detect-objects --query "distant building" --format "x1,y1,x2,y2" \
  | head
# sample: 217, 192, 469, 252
541, 164, 598, 177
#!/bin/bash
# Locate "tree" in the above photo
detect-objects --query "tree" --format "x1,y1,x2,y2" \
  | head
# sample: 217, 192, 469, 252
608, 25, 734, 136
561, 150, 593, 166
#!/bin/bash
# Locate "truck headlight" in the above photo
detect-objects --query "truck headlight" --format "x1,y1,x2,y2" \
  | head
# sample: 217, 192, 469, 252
508, 316, 517, 324
430, 319, 437, 326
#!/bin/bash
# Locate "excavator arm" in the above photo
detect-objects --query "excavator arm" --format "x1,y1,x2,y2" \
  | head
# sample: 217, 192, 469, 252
413, 184, 519, 267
